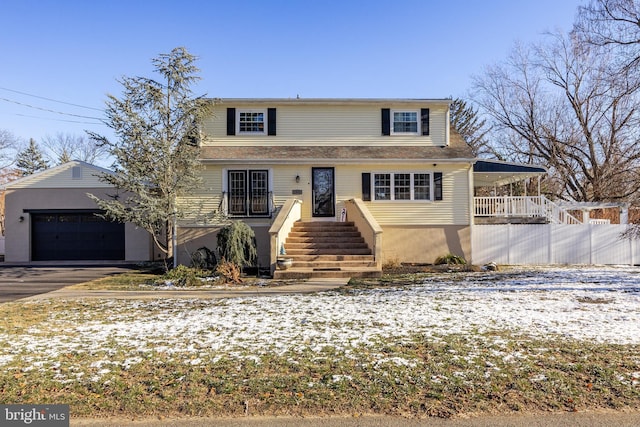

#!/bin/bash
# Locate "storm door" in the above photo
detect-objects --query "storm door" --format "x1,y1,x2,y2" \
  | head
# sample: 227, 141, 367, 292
312, 167, 335, 217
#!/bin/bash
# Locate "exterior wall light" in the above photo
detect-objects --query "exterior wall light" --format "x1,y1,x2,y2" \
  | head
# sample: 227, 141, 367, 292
295, 175, 300, 183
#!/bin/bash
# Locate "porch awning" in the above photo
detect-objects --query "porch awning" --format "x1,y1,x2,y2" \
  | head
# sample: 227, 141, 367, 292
473, 160, 546, 187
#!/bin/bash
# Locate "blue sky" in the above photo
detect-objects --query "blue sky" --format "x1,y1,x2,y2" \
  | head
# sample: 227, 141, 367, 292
0, 0, 584, 145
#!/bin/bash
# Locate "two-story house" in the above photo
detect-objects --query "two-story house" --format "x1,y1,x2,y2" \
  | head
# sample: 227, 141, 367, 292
177, 98, 477, 278
5, 98, 629, 268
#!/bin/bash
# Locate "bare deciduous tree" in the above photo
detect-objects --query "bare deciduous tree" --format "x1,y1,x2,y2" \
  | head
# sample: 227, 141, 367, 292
472, 33, 640, 203
574, 0, 640, 70
0, 129, 20, 170
42, 132, 110, 165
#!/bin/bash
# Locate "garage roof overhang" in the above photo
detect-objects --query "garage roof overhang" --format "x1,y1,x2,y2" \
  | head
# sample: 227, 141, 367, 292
473, 160, 547, 187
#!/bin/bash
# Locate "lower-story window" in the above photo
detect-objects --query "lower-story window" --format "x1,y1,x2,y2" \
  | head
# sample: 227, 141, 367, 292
373, 172, 432, 201
228, 169, 270, 216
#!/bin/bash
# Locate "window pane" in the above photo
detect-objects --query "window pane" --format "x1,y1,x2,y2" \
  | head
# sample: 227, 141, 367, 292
414, 173, 431, 200
250, 170, 269, 214
228, 171, 247, 215
394, 173, 411, 200
239, 111, 265, 133
393, 111, 418, 133
374, 173, 391, 200
59, 214, 80, 223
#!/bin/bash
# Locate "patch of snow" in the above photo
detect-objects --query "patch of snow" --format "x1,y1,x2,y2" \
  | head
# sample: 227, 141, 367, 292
1, 266, 639, 383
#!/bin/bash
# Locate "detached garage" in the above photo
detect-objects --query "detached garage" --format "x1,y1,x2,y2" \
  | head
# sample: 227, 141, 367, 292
3, 161, 153, 263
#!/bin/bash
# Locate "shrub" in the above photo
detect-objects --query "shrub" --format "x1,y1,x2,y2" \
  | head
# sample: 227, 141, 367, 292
215, 258, 242, 284
382, 258, 402, 270
156, 265, 209, 287
217, 221, 257, 268
191, 246, 217, 269
434, 253, 467, 265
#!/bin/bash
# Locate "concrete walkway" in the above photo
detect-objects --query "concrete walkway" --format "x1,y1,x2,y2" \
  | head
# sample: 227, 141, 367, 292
72, 411, 640, 427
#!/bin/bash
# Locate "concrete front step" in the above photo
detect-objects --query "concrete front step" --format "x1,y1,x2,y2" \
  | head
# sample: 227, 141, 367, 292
291, 254, 374, 261
292, 260, 377, 268
293, 221, 355, 228
285, 248, 373, 255
289, 231, 363, 238
287, 236, 366, 244
277, 221, 380, 279
273, 267, 382, 279
286, 242, 369, 250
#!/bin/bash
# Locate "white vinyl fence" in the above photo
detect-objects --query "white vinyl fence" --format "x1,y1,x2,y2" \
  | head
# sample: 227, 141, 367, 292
472, 224, 640, 265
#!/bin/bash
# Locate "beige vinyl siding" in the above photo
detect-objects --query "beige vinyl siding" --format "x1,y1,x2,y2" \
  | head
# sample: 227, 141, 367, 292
201, 103, 448, 147
8, 164, 111, 189
337, 164, 470, 226
182, 163, 471, 226
178, 165, 224, 223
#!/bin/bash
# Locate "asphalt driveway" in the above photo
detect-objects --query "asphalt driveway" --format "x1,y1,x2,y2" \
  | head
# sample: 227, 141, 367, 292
0, 264, 137, 302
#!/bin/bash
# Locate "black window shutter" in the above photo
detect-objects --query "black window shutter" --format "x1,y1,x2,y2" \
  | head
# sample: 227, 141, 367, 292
434, 172, 443, 201
362, 173, 371, 201
227, 108, 236, 136
381, 109, 390, 136
421, 108, 430, 136
267, 108, 276, 136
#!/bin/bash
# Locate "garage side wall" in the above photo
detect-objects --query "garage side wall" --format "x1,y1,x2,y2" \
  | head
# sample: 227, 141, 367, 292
4, 188, 152, 263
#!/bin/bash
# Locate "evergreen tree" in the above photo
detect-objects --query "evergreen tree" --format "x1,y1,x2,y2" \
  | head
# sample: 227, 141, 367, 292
87, 47, 211, 266
449, 98, 495, 158
15, 138, 49, 176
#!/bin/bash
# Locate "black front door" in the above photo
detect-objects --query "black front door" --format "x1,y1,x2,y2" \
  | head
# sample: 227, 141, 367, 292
312, 167, 335, 217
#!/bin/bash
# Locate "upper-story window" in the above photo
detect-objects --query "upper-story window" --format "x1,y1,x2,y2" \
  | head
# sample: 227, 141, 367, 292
238, 110, 266, 134
381, 108, 429, 136
227, 108, 277, 136
392, 111, 419, 134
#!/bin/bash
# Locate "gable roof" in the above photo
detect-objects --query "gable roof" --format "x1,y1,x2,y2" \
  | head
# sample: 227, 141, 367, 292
210, 98, 453, 107
2, 160, 114, 190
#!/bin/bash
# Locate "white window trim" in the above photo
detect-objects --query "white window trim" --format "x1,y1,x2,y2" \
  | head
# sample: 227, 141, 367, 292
237, 109, 267, 135
390, 109, 420, 135
372, 172, 433, 201
222, 167, 274, 216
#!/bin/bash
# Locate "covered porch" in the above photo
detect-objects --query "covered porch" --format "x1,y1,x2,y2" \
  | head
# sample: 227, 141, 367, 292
472, 160, 582, 225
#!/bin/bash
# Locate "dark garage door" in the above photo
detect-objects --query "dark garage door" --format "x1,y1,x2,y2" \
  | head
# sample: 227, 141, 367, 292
32, 212, 125, 261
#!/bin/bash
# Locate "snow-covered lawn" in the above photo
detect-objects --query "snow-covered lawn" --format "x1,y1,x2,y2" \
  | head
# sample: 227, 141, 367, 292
1, 266, 639, 383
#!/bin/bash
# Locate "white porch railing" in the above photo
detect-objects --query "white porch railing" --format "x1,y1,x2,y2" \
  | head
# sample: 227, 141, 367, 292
474, 196, 582, 225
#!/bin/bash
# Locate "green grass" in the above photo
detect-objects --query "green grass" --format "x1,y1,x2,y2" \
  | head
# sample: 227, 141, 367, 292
2, 270, 639, 419
0, 300, 638, 419
66, 272, 159, 290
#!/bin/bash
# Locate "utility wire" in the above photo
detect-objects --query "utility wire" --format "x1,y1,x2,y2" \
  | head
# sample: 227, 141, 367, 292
0, 97, 103, 120
0, 86, 104, 111
1, 111, 105, 125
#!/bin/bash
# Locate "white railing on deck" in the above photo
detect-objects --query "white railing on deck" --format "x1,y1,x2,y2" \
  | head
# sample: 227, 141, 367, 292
474, 196, 582, 225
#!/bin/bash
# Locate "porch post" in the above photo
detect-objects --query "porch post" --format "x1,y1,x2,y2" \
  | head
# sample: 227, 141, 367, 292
621, 205, 629, 225
582, 209, 590, 224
